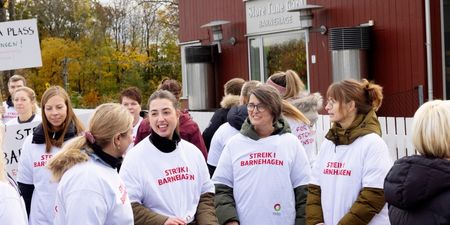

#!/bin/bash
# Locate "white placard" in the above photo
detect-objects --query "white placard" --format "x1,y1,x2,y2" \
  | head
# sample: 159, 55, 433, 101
3, 109, 94, 179
0, 18, 42, 71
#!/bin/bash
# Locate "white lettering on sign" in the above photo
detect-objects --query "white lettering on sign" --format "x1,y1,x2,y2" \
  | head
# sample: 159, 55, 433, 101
245, 0, 306, 35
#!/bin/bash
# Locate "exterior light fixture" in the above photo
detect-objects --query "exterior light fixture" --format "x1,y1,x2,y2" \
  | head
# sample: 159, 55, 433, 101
201, 20, 230, 53
288, 4, 327, 35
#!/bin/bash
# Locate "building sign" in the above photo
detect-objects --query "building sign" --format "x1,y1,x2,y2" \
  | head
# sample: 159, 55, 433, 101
245, 0, 306, 35
0, 18, 42, 71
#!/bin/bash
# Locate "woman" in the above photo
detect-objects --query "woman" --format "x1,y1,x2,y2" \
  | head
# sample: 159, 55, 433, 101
267, 70, 323, 166
6, 87, 41, 125
16, 86, 84, 225
306, 79, 391, 225
120, 90, 217, 225
384, 100, 450, 225
212, 85, 311, 225
135, 79, 208, 159
119, 87, 143, 149
47, 103, 134, 225
0, 134, 28, 225
202, 77, 244, 150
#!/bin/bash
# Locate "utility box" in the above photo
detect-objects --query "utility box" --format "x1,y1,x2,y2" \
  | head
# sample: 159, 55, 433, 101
329, 26, 371, 82
185, 45, 218, 110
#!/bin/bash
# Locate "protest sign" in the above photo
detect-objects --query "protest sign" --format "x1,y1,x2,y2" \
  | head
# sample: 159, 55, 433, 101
0, 18, 42, 71
2, 109, 94, 179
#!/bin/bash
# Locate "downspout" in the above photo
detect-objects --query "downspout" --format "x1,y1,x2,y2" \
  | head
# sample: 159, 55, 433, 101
425, 0, 433, 100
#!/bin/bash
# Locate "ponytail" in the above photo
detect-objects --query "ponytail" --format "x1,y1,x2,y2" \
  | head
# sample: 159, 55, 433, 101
47, 136, 92, 182
361, 79, 383, 111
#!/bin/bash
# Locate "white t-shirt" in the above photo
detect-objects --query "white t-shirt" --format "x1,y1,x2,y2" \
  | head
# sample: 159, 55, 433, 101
207, 122, 240, 167
2, 101, 18, 124
120, 138, 214, 223
16, 134, 62, 225
212, 133, 311, 225
5, 114, 41, 126
285, 117, 317, 167
54, 154, 133, 225
310, 133, 392, 225
0, 181, 28, 225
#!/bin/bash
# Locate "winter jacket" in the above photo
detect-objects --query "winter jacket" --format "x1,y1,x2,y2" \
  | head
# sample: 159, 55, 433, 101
384, 155, 450, 225
288, 92, 323, 126
132, 192, 218, 225
134, 111, 208, 160
203, 94, 240, 150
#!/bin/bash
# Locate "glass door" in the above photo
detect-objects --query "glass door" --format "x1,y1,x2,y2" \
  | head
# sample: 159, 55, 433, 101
248, 30, 309, 90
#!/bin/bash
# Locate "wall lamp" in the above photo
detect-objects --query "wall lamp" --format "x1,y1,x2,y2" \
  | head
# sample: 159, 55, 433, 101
288, 4, 327, 35
201, 20, 234, 53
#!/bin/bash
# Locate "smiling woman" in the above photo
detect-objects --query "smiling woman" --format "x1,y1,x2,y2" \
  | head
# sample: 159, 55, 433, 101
120, 90, 218, 225
5, 87, 41, 126
16, 86, 84, 225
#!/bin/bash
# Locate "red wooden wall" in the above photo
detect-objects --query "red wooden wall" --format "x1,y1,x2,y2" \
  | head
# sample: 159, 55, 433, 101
179, 0, 443, 116
179, 0, 248, 104
308, 0, 442, 116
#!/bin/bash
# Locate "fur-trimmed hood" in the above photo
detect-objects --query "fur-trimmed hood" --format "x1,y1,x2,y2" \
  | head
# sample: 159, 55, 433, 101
289, 92, 323, 125
220, 94, 240, 109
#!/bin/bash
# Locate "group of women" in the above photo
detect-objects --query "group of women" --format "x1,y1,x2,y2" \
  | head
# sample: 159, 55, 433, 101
0, 71, 449, 225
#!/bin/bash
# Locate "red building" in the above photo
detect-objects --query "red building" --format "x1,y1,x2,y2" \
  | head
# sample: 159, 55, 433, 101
179, 0, 449, 117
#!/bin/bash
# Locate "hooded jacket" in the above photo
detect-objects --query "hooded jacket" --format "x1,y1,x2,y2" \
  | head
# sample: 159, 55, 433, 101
202, 94, 240, 150
384, 155, 450, 225
288, 92, 323, 126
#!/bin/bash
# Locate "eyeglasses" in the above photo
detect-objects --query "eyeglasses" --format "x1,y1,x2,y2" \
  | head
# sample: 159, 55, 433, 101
247, 103, 267, 112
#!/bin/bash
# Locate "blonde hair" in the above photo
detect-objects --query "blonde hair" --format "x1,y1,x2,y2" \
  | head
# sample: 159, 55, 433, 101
12, 86, 39, 114
48, 103, 133, 181
411, 100, 450, 158
268, 70, 306, 99
240, 80, 261, 104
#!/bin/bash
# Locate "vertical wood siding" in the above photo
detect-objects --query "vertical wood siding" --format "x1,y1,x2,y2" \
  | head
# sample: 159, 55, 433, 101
179, 0, 442, 116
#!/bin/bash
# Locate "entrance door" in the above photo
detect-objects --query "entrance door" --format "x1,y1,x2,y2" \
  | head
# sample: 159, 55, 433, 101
248, 30, 309, 89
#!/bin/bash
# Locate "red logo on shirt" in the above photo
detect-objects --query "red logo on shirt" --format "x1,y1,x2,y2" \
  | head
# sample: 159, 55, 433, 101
240, 152, 284, 167
33, 154, 53, 167
119, 184, 128, 204
157, 166, 195, 186
323, 161, 352, 176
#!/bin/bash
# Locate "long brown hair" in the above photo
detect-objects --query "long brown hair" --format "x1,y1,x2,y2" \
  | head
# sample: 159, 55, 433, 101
40, 86, 84, 153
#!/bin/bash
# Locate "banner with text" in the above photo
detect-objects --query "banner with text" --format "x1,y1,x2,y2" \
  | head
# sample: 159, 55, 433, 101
0, 18, 42, 71
3, 109, 94, 179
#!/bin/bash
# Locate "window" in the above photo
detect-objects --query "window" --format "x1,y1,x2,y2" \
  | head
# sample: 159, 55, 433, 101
248, 31, 309, 90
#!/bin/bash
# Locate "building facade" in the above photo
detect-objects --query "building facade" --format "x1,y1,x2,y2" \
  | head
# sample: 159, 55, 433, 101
179, 0, 448, 116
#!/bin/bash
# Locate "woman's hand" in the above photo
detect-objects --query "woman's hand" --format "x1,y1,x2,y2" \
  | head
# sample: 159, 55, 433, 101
163, 217, 187, 225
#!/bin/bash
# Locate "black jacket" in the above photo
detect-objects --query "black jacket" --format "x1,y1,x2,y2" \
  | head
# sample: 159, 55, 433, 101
207, 105, 248, 176
202, 95, 240, 150
384, 155, 450, 225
